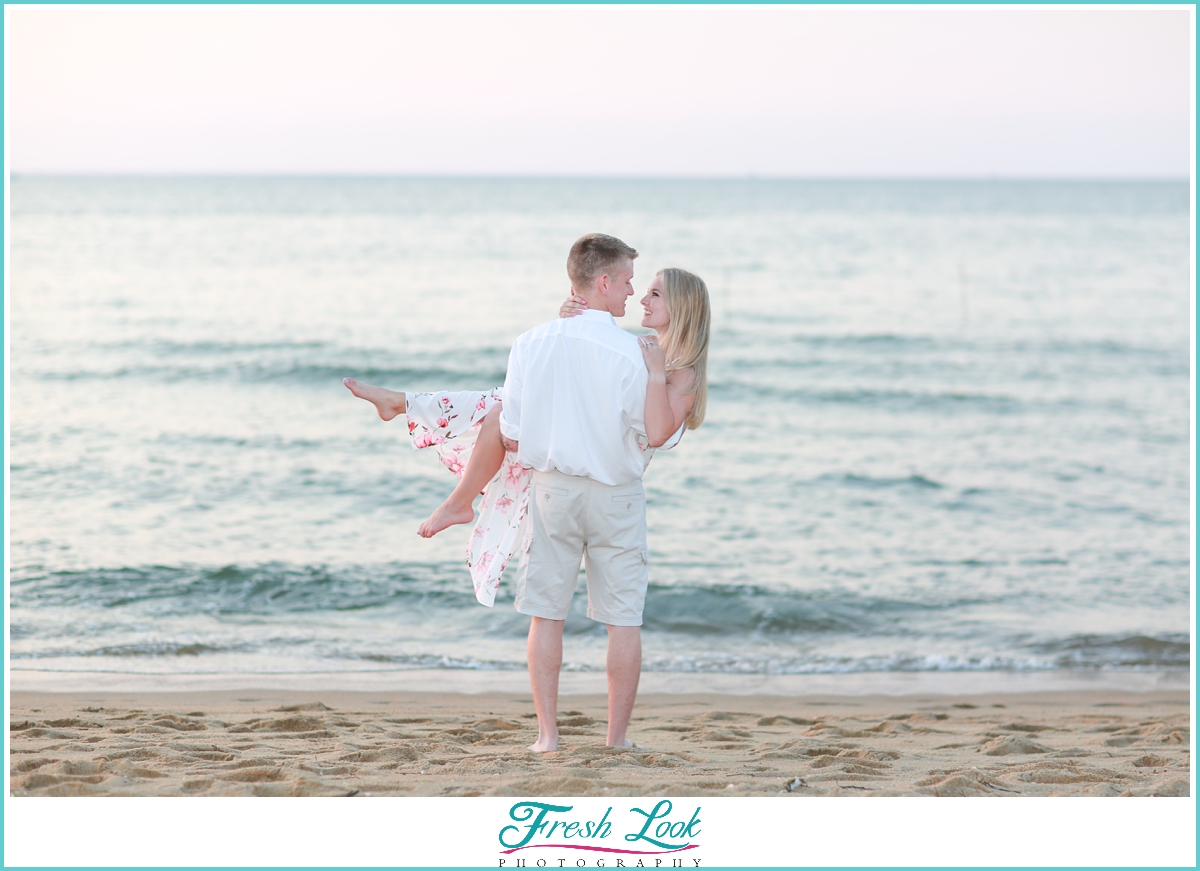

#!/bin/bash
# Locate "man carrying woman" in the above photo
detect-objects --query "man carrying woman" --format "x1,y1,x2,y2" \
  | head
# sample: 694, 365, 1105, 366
345, 233, 710, 751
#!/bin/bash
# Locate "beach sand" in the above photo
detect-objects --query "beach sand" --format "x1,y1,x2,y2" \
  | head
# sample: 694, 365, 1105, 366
9, 688, 1190, 797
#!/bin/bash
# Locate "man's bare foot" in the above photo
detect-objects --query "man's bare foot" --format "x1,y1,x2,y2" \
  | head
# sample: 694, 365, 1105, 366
529, 735, 559, 753
343, 378, 405, 421
417, 500, 475, 538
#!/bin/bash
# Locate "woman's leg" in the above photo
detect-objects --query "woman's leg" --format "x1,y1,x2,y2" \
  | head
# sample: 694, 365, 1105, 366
343, 377, 406, 421
418, 403, 507, 538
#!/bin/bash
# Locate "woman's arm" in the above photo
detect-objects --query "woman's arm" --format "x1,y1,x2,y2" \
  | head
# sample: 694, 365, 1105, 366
640, 337, 694, 447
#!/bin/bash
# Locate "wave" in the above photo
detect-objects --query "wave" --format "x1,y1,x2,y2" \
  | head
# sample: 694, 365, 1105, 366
1032, 634, 1192, 669
10, 564, 1191, 673
35, 360, 510, 388
13, 642, 1189, 674
708, 381, 1027, 414
10, 562, 471, 615
11, 562, 993, 629
24, 328, 1186, 392
823, 472, 944, 490
705, 327, 1188, 375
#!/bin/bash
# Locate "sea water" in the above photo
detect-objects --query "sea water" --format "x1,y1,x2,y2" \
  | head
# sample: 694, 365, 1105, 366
7, 177, 1191, 681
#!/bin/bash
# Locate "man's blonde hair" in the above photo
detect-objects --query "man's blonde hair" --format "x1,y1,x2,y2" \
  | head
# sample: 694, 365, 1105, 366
656, 268, 711, 430
567, 234, 639, 287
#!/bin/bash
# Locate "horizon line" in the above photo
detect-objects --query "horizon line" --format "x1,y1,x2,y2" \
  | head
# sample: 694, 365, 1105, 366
9, 171, 1191, 183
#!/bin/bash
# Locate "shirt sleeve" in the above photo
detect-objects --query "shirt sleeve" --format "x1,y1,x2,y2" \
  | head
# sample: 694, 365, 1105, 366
659, 422, 685, 451
623, 358, 648, 438
499, 338, 524, 441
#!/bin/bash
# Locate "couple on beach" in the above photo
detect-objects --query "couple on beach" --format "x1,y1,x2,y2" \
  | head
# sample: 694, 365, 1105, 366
345, 233, 711, 752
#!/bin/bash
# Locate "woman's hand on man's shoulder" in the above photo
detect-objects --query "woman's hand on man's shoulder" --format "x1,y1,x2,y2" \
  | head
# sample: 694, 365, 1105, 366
559, 294, 588, 318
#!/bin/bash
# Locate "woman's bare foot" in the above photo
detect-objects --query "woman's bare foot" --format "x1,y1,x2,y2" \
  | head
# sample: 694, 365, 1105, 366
417, 499, 475, 538
343, 378, 405, 421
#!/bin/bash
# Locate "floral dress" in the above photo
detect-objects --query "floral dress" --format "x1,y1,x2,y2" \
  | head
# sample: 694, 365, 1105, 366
404, 389, 681, 607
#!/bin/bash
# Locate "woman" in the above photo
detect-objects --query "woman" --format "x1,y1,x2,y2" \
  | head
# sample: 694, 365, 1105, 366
344, 267, 711, 606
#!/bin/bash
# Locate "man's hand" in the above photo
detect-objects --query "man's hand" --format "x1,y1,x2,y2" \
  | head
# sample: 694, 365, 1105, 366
500, 434, 520, 454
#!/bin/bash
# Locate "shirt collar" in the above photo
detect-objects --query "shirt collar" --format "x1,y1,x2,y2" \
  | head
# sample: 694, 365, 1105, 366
577, 309, 617, 326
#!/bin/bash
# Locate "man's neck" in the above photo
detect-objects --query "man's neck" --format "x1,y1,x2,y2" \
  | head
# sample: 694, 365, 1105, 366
573, 290, 620, 317
576, 308, 615, 322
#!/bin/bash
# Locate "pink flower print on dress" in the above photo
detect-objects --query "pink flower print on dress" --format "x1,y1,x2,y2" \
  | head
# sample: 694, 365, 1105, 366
504, 462, 530, 490
404, 389, 550, 607
476, 550, 495, 575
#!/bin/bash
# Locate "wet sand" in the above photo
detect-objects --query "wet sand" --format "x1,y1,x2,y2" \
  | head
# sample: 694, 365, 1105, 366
9, 688, 1190, 797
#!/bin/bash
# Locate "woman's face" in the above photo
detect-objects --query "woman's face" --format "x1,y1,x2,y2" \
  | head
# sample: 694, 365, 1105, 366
640, 275, 670, 331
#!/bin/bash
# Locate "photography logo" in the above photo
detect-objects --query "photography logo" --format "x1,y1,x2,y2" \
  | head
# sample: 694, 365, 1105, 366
498, 799, 702, 867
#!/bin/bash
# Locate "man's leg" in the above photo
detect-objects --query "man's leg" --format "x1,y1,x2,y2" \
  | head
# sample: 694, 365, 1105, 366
605, 625, 642, 746
583, 480, 648, 748
517, 470, 585, 752
527, 616, 565, 752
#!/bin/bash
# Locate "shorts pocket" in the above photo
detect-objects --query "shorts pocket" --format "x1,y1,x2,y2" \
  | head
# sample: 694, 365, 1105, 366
539, 486, 570, 497
612, 493, 644, 503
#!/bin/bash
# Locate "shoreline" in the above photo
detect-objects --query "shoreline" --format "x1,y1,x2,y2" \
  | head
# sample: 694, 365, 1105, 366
10, 681, 1190, 798
8, 666, 1190, 696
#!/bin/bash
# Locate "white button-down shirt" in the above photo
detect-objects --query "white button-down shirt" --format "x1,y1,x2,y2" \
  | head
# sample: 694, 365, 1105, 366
499, 309, 649, 486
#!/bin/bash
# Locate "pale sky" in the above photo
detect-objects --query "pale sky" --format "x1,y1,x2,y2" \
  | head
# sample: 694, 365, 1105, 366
6, 5, 1193, 177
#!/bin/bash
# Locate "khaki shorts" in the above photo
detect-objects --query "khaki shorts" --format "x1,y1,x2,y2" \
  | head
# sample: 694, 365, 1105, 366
514, 469, 649, 626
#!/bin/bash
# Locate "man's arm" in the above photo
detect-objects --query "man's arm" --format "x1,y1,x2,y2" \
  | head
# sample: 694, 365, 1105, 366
622, 354, 650, 440
499, 338, 524, 454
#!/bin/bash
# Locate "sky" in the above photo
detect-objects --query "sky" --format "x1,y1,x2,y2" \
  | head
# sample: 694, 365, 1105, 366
5, 5, 1194, 177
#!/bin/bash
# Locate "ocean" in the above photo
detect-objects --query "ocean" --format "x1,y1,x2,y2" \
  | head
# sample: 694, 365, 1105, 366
7, 176, 1192, 683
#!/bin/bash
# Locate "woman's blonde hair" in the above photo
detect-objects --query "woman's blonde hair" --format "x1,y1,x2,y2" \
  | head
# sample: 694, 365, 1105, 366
656, 267, 711, 430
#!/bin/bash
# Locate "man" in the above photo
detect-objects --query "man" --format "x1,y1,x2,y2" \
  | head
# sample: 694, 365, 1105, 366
499, 233, 656, 752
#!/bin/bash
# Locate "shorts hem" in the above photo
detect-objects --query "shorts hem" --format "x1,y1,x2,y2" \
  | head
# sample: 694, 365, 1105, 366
515, 603, 571, 621
587, 608, 643, 627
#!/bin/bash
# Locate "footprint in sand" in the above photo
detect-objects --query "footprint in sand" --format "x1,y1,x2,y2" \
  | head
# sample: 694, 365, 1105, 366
1132, 754, 1173, 767
918, 771, 1012, 796
978, 735, 1051, 756
227, 716, 330, 736
273, 702, 334, 712
1000, 722, 1053, 733
757, 715, 817, 726
1009, 761, 1127, 785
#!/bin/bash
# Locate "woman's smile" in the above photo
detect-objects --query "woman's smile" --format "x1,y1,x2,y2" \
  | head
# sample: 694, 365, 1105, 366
640, 275, 670, 330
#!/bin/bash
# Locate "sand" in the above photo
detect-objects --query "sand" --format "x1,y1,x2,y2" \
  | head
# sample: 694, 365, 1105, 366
8, 688, 1190, 797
